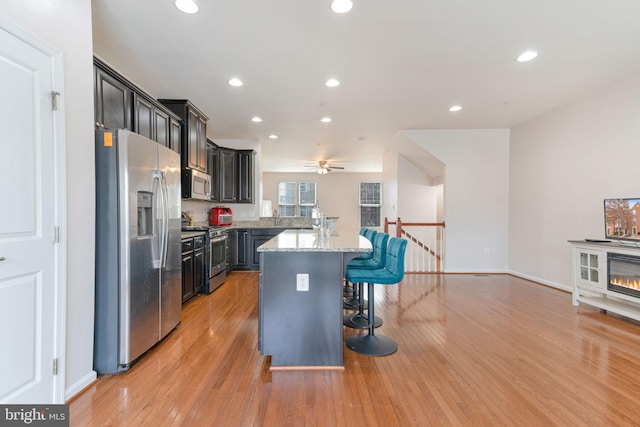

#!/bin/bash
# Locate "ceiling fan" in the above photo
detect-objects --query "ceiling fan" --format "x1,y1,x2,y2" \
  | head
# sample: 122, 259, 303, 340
305, 160, 345, 174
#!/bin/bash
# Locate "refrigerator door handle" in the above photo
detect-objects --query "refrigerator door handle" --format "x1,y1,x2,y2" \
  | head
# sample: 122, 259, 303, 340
152, 170, 164, 269
160, 172, 170, 268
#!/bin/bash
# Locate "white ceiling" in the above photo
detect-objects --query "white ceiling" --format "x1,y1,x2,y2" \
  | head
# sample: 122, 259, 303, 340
91, 0, 640, 175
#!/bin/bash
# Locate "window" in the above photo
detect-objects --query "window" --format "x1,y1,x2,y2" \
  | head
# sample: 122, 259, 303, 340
278, 182, 296, 217
278, 182, 317, 217
360, 182, 382, 227
298, 182, 317, 217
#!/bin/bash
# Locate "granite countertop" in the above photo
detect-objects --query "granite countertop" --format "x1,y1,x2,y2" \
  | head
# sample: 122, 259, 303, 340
257, 229, 372, 253
231, 218, 313, 229
187, 218, 313, 230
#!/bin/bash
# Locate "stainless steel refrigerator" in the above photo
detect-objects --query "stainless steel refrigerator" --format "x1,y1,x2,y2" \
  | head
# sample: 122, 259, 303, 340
94, 129, 182, 374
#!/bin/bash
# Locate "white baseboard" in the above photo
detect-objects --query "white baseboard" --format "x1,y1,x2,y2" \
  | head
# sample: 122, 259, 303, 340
439, 269, 572, 292
508, 270, 571, 292
65, 370, 97, 401
443, 268, 509, 274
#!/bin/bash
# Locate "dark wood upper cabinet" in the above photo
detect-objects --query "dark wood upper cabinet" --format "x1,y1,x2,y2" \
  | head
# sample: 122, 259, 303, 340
169, 117, 182, 154
196, 115, 207, 171
158, 99, 208, 172
153, 107, 171, 148
133, 94, 154, 140
93, 57, 182, 153
237, 150, 255, 203
219, 147, 237, 203
213, 146, 255, 204
94, 66, 132, 130
93, 58, 256, 203
134, 94, 175, 149
207, 140, 220, 202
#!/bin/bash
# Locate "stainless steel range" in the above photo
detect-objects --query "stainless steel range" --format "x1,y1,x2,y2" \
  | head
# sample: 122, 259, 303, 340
182, 225, 228, 293
208, 226, 228, 292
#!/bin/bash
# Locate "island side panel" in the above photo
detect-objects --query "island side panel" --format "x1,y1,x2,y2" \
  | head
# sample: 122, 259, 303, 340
260, 251, 343, 366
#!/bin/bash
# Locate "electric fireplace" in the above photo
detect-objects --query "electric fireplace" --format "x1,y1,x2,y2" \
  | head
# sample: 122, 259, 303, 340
608, 253, 640, 299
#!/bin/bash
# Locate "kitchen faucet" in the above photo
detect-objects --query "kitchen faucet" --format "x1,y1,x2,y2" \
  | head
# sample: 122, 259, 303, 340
273, 209, 280, 226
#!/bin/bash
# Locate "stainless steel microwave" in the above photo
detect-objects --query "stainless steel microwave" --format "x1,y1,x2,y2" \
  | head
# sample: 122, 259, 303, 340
182, 168, 212, 200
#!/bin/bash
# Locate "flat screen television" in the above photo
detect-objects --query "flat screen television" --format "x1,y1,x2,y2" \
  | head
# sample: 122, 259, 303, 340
604, 198, 640, 241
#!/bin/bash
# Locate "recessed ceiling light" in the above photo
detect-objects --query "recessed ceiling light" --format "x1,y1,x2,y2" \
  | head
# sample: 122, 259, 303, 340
174, 0, 199, 14
321, 117, 332, 123
228, 77, 243, 87
326, 78, 340, 87
516, 51, 538, 62
251, 117, 263, 123
268, 134, 278, 139
331, 0, 353, 13
449, 105, 462, 112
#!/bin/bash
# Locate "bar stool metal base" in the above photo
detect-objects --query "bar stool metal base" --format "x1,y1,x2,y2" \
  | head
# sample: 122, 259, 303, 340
343, 313, 382, 329
346, 334, 398, 356
343, 298, 368, 310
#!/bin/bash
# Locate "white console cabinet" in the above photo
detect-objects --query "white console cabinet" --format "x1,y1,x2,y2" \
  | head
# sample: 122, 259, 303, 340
570, 240, 640, 322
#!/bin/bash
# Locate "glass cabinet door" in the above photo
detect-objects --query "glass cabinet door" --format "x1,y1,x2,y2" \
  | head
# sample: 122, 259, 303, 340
577, 249, 603, 289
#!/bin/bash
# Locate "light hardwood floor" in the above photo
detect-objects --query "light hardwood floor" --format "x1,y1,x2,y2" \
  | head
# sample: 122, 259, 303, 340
70, 272, 640, 426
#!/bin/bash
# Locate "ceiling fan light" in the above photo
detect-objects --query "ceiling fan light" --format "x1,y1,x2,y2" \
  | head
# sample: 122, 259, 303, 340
317, 168, 328, 174
175, 0, 199, 14
331, 0, 353, 14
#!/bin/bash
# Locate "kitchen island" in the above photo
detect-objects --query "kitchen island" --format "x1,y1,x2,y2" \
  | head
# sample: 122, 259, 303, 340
257, 229, 372, 368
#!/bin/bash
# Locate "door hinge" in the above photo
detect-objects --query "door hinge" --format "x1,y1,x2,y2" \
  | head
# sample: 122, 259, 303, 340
51, 91, 60, 110
52, 358, 58, 376
53, 226, 60, 243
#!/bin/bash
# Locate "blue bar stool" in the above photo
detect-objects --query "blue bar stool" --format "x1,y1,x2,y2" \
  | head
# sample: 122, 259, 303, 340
344, 228, 376, 298
357, 227, 376, 261
345, 237, 407, 356
343, 232, 388, 329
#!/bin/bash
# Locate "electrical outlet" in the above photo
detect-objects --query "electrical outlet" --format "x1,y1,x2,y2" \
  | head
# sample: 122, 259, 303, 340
296, 273, 309, 291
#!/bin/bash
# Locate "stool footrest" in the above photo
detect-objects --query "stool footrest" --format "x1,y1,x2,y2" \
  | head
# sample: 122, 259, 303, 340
343, 298, 368, 310
343, 313, 382, 329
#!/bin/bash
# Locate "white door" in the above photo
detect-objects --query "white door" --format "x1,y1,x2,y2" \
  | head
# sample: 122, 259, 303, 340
0, 22, 65, 403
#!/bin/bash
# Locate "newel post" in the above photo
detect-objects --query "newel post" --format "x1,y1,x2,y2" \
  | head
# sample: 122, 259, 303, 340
396, 217, 402, 237
384, 217, 389, 233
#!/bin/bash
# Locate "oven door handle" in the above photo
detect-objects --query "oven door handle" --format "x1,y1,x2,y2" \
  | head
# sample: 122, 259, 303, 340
210, 235, 228, 244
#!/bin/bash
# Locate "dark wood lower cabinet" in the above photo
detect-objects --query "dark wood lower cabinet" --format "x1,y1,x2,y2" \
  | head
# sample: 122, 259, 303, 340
229, 229, 249, 270
230, 228, 293, 271
181, 246, 194, 304
181, 234, 205, 304
194, 244, 204, 296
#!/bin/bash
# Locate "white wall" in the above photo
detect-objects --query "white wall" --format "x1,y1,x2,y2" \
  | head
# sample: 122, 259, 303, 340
382, 148, 398, 223
397, 154, 439, 223
509, 73, 640, 290
0, 0, 97, 400
403, 129, 510, 272
262, 172, 383, 233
